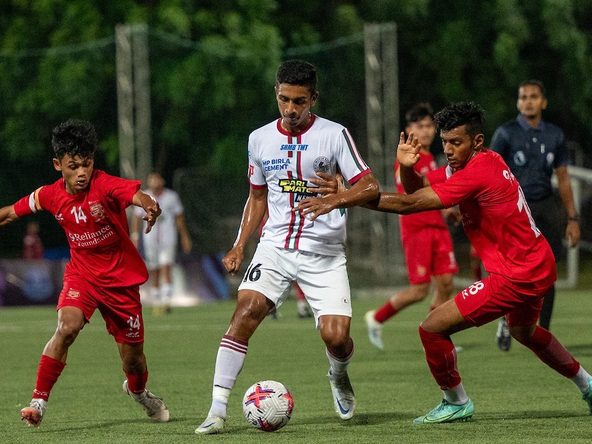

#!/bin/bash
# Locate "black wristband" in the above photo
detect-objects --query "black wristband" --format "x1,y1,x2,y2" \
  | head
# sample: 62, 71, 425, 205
568, 215, 580, 222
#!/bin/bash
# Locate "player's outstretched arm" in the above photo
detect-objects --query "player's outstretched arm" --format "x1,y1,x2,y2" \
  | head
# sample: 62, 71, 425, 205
296, 173, 379, 221
222, 187, 267, 274
0, 204, 18, 227
363, 186, 445, 215
132, 190, 161, 234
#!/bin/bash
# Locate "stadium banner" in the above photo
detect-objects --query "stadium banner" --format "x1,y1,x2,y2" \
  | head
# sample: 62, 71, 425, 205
0, 259, 66, 306
0, 255, 229, 307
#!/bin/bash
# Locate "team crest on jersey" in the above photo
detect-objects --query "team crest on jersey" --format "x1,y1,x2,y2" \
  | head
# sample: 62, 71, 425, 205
89, 201, 106, 222
313, 156, 331, 173
67, 288, 80, 299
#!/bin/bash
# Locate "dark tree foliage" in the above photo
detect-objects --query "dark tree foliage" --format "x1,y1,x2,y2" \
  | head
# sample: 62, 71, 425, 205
1, 0, 591, 254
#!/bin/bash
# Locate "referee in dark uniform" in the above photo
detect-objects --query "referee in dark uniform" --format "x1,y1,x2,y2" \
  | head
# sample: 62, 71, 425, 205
490, 79, 580, 351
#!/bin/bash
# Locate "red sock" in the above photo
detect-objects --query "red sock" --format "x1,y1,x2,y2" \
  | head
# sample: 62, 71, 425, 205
520, 326, 580, 378
126, 370, 148, 394
374, 301, 398, 323
418, 326, 461, 390
32, 355, 66, 401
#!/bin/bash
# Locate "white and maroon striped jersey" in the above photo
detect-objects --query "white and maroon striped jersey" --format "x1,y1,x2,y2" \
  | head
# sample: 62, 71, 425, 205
248, 114, 372, 256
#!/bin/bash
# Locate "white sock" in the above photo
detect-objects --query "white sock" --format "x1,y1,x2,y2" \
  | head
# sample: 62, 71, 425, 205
161, 283, 173, 304
443, 383, 469, 405
572, 366, 592, 393
208, 335, 248, 418
326, 345, 353, 377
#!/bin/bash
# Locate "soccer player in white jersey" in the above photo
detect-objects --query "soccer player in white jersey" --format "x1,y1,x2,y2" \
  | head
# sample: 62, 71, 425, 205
131, 172, 192, 314
195, 59, 379, 434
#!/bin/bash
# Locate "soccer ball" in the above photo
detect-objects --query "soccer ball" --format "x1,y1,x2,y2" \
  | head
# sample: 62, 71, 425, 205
242, 380, 294, 432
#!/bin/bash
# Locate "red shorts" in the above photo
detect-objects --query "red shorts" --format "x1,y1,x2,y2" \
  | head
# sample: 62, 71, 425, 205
454, 273, 553, 327
57, 274, 144, 344
401, 226, 459, 285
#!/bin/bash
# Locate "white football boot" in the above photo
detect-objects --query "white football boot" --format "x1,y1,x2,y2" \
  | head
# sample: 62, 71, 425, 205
123, 380, 170, 422
20, 398, 47, 427
195, 415, 225, 434
328, 369, 356, 420
364, 310, 385, 350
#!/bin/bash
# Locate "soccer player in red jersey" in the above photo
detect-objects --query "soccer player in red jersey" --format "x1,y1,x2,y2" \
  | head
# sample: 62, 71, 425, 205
298, 102, 592, 424
0, 119, 170, 427
364, 103, 458, 350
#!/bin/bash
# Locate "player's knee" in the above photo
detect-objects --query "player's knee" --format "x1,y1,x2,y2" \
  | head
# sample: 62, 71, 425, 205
236, 303, 268, 325
228, 295, 270, 337
509, 326, 534, 344
407, 284, 430, 302
322, 334, 349, 350
320, 324, 350, 350
439, 280, 454, 296
56, 320, 83, 344
123, 353, 146, 372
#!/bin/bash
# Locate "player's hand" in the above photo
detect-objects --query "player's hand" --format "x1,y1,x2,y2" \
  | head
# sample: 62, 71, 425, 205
566, 220, 580, 248
222, 246, 244, 274
143, 197, 161, 234
396, 131, 421, 167
307, 172, 346, 195
295, 195, 336, 221
442, 206, 462, 225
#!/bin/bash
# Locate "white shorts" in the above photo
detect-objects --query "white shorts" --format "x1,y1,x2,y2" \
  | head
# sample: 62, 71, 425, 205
143, 243, 176, 270
238, 242, 352, 323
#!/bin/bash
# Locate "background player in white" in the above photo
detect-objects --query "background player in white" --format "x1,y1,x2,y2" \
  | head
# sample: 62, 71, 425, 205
195, 59, 379, 434
132, 172, 192, 314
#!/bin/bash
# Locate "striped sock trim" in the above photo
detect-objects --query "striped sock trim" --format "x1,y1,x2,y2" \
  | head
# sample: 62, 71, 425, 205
220, 335, 248, 354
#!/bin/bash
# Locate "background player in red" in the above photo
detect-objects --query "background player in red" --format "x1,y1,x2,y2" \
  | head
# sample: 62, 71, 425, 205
0, 119, 169, 427
22, 220, 44, 260
365, 103, 458, 350
298, 102, 592, 424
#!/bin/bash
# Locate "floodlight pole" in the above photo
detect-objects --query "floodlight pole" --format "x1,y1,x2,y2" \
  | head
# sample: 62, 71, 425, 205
115, 23, 152, 181
364, 22, 401, 282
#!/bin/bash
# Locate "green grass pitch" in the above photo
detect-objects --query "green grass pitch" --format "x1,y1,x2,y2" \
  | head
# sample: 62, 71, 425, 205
1, 288, 591, 443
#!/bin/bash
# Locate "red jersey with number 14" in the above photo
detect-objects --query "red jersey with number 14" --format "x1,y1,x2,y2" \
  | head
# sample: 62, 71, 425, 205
13, 170, 148, 288
427, 149, 555, 285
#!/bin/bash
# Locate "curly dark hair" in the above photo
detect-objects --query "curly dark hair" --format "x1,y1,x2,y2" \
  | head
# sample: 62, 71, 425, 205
434, 102, 485, 138
276, 59, 317, 92
51, 119, 98, 160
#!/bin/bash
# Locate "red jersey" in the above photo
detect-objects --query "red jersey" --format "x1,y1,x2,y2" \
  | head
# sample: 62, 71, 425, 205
395, 151, 447, 233
428, 149, 555, 285
13, 170, 148, 287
